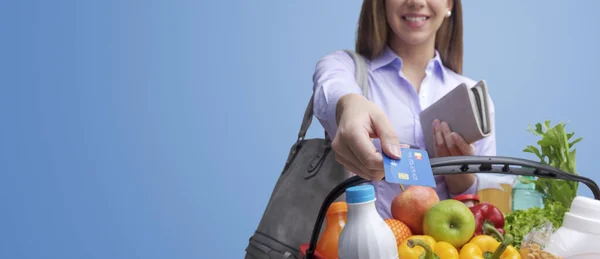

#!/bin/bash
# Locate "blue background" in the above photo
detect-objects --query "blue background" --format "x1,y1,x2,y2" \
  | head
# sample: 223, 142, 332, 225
1, 0, 599, 258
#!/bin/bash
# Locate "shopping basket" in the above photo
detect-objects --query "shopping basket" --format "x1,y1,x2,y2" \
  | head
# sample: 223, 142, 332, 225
301, 155, 600, 259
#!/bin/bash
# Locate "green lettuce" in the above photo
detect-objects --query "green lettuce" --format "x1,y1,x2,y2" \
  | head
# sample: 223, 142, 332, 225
522, 120, 581, 209
505, 121, 582, 250
504, 201, 568, 250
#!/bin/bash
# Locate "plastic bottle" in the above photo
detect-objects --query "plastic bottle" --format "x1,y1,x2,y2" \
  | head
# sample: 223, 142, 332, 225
543, 196, 600, 258
317, 201, 347, 259
338, 184, 398, 259
512, 176, 543, 211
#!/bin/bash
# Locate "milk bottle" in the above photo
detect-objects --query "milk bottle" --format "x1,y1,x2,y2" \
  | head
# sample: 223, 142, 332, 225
338, 184, 398, 259
543, 196, 600, 258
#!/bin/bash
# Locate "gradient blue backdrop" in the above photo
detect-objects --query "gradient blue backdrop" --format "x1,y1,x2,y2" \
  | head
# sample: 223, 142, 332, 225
1, 1, 599, 258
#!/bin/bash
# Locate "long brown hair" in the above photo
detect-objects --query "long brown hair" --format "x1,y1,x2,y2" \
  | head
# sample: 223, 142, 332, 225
355, 0, 464, 74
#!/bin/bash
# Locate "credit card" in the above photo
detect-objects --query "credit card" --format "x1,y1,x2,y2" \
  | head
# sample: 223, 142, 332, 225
383, 148, 436, 187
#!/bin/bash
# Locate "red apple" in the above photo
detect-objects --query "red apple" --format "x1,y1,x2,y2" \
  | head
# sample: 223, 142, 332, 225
391, 186, 440, 235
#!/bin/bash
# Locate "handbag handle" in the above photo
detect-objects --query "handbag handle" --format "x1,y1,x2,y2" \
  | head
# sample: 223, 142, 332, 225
284, 51, 371, 173
295, 50, 370, 143
303, 155, 600, 259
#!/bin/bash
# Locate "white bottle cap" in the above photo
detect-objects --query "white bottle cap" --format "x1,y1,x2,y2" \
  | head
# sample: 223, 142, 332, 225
563, 196, 600, 234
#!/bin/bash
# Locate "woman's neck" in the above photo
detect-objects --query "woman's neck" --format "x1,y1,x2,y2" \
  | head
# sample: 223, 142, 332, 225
388, 37, 436, 72
388, 37, 437, 93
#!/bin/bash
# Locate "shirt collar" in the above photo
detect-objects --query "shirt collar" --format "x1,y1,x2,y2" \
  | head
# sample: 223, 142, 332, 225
369, 45, 447, 83
369, 45, 399, 71
430, 50, 447, 83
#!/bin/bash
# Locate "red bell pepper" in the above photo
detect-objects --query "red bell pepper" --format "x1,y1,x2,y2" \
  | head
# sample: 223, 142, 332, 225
469, 202, 505, 236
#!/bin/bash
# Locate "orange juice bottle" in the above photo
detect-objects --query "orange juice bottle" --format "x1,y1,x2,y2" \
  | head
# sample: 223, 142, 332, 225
317, 201, 347, 259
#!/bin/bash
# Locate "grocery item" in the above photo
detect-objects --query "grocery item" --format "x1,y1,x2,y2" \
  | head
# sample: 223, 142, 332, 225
542, 196, 600, 258
299, 243, 328, 259
423, 199, 476, 248
518, 221, 562, 259
391, 185, 439, 235
522, 121, 580, 210
317, 201, 347, 259
431, 241, 460, 259
504, 201, 568, 250
520, 243, 563, 259
453, 194, 480, 208
384, 218, 412, 247
477, 174, 516, 214
459, 223, 520, 259
470, 202, 505, 236
398, 236, 436, 259
399, 236, 459, 259
512, 176, 543, 211
459, 239, 520, 259
338, 185, 398, 259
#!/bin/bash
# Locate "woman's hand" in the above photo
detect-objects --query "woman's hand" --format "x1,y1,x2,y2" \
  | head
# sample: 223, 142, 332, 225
332, 93, 409, 181
432, 119, 474, 157
432, 119, 476, 194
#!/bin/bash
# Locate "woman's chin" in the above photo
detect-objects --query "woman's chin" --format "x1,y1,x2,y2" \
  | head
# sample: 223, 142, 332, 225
395, 34, 434, 47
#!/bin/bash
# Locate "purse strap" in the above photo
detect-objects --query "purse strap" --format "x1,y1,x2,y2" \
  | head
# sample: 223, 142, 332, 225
296, 50, 370, 143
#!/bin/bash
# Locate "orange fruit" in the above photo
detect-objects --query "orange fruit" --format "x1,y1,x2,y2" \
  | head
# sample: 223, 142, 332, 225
384, 218, 413, 246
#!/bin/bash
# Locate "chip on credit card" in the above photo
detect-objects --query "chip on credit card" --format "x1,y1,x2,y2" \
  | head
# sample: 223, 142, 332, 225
382, 148, 436, 187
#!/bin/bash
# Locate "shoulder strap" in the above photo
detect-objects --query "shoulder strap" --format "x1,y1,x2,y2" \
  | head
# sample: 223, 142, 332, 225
343, 50, 370, 97
296, 50, 370, 142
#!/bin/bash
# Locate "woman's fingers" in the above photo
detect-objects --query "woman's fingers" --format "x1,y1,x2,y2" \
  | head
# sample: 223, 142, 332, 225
433, 119, 448, 157
334, 152, 370, 179
433, 120, 445, 148
346, 130, 384, 171
331, 96, 411, 181
451, 132, 475, 155
332, 134, 384, 180
441, 122, 461, 156
370, 108, 402, 159
433, 120, 478, 157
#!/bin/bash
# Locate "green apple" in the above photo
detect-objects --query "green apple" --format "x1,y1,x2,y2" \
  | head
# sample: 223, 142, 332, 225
422, 199, 475, 248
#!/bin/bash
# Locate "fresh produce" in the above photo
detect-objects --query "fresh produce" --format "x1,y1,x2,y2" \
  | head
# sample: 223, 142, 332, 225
384, 218, 413, 247
399, 236, 436, 259
459, 235, 520, 259
502, 120, 581, 250
522, 121, 581, 209
391, 186, 440, 234
459, 223, 520, 259
423, 199, 476, 248
519, 243, 563, 259
518, 221, 562, 259
503, 201, 567, 250
453, 194, 480, 208
399, 235, 459, 259
470, 202, 505, 236
432, 241, 460, 259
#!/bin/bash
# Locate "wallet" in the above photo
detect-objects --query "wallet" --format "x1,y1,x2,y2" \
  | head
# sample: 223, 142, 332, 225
419, 80, 492, 155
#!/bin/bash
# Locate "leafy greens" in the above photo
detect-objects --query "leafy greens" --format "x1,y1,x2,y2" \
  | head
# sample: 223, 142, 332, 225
522, 120, 581, 209
504, 201, 568, 250
504, 120, 582, 249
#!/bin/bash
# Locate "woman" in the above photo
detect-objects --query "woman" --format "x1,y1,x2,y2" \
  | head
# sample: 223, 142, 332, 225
312, 0, 496, 219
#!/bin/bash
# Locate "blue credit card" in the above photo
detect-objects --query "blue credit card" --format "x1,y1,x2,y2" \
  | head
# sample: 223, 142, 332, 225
383, 148, 436, 187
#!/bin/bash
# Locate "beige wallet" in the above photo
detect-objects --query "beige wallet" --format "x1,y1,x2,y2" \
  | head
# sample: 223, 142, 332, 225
419, 80, 492, 155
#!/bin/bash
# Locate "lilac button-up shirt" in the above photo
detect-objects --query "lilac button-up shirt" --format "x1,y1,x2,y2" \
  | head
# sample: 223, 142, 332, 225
312, 46, 497, 219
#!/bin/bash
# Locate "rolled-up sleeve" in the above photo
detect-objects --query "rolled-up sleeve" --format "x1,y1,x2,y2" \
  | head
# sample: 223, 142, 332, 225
312, 50, 364, 139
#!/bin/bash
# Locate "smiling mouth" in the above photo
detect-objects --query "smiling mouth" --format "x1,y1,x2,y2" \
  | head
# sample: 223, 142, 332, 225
402, 16, 430, 22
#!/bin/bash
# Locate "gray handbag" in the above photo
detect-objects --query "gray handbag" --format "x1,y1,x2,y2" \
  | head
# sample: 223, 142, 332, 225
244, 50, 370, 259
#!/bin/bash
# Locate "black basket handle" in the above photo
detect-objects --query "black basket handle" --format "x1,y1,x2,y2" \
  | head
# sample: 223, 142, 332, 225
304, 155, 600, 259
